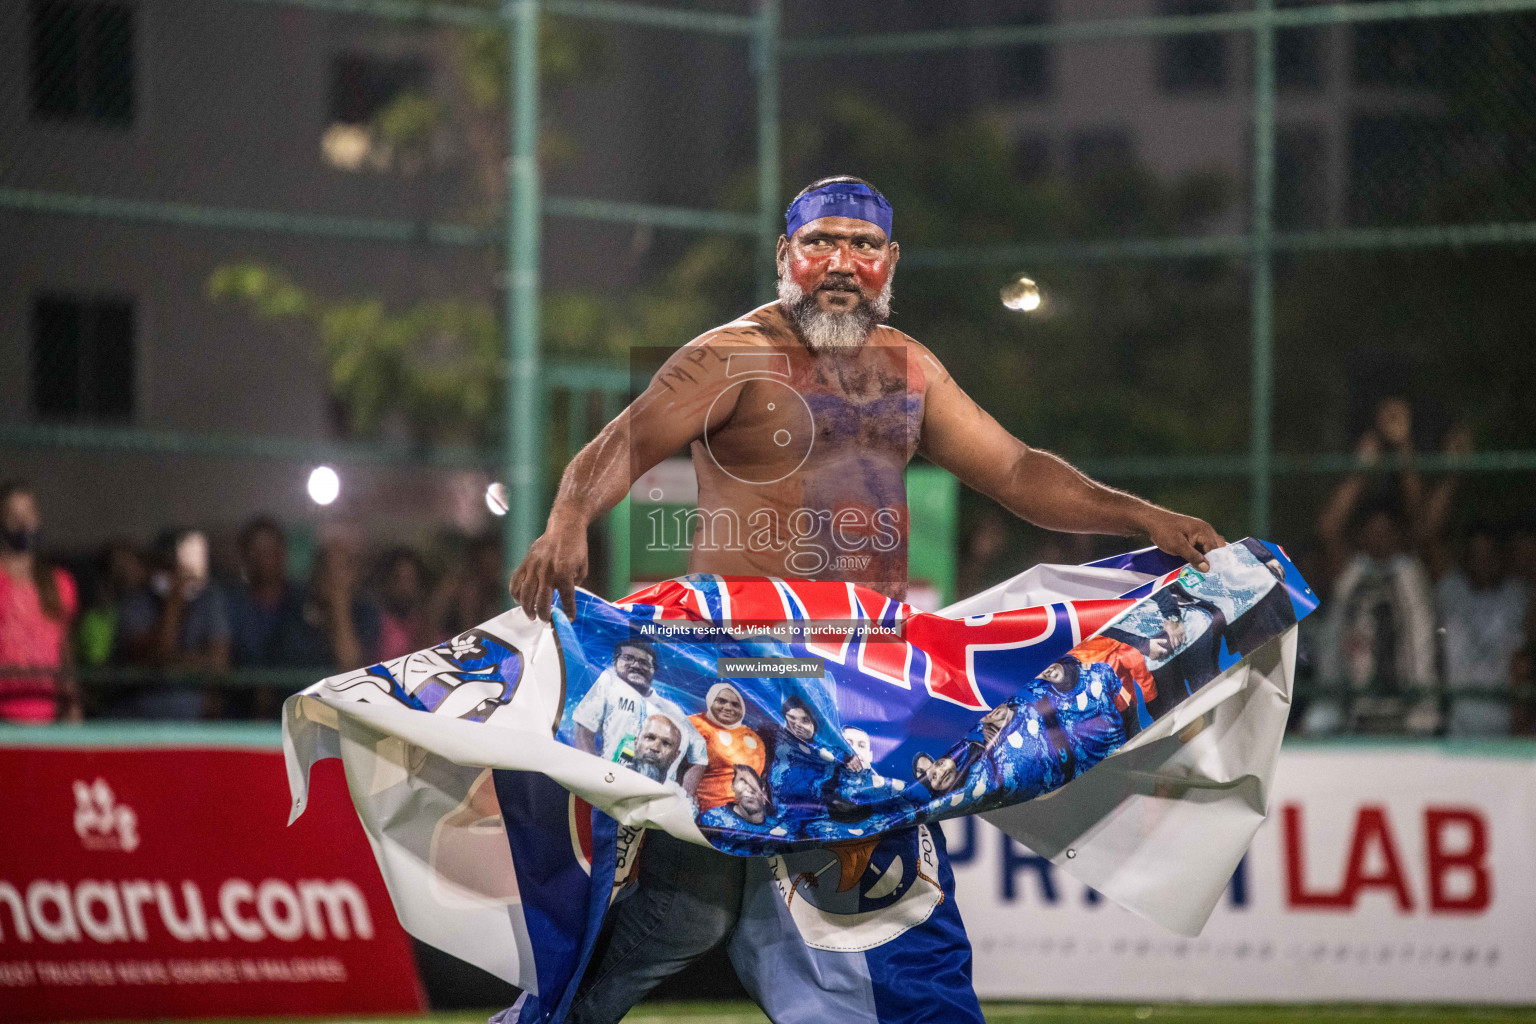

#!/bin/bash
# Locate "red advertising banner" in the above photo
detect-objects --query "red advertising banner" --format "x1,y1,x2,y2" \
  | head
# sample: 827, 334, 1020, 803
0, 743, 426, 1021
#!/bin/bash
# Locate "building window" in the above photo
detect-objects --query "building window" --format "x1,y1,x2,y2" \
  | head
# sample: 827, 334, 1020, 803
29, 0, 135, 125
1274, 126, 1328, 228
1069, 128, 1134, 178
30, 294, 136, 423
321, 52, 433, 173
1157, 0, 1229, 92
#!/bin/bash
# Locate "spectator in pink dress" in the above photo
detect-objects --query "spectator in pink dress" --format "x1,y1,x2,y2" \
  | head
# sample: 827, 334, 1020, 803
0, 482, 81, 724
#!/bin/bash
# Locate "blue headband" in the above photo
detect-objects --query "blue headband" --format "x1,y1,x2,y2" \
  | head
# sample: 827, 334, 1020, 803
784, 183, 893, 240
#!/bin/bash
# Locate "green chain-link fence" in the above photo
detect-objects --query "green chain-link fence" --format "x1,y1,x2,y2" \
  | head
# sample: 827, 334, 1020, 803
3, 0, 1535, 721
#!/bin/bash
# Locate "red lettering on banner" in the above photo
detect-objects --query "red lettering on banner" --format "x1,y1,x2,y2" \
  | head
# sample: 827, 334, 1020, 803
1424, 807, 1491, 913
621, 579, 703, 620
776, 580, 859, 663
0, 749, 422, 1021
906, 607, 1055, 711
1282, 803, 1347, 908
1069, 600, 1136, 641
853, 591, 911, 690
1339, 806, 1414, 911
1283, 803, 1414, 912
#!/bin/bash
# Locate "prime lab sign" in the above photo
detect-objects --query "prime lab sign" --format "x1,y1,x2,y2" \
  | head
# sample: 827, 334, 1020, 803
944, 744, 1536, 1003
0, 743, 423, 1021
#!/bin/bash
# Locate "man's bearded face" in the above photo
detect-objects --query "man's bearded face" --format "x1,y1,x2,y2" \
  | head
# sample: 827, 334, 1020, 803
632, 715, 680, 782
778, 216, 894, 351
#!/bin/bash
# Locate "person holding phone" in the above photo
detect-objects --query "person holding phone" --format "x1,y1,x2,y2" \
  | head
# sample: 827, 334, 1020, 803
116, 528, 231, 719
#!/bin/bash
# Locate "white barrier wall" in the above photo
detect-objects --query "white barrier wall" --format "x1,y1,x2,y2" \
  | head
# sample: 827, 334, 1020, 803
943, 742, 1536, 1003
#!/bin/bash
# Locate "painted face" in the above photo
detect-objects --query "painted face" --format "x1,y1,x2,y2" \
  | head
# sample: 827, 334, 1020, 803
732, 769, 768, 820
782, 216, 895, 314
615, 647, 656, 691
1039, 663, 1065, 686
710, 686, 745, 727
785, 706, 816, 742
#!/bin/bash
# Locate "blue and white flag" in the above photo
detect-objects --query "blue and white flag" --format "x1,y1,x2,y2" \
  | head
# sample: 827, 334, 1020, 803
283, 539, 1314, 1021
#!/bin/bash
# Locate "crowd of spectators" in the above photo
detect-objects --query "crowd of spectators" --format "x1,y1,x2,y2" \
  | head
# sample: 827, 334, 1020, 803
1299, 399, 1534, 737
0, 479, 509, 724
5, 406, 1533, 736
950, 397, 1533, 740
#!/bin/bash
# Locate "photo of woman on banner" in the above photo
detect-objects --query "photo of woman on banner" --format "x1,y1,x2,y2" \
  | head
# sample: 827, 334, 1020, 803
765, 694, 843, 814
911, 698, 1022, 800
688, 682, 767, 813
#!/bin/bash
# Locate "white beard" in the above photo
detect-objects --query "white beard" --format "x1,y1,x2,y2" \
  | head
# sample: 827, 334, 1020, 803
777, 271, 893, 351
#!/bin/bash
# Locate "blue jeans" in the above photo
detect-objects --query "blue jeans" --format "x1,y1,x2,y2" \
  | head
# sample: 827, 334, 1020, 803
567, 830, 746, 1024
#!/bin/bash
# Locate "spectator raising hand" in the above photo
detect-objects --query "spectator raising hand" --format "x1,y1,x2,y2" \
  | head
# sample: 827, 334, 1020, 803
115, 529, 231, 720
1310, 398, 1439, 736
279, 541, 380, 672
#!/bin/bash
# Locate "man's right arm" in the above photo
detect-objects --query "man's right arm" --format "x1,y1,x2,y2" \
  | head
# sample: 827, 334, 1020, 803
510, 330, 755, 619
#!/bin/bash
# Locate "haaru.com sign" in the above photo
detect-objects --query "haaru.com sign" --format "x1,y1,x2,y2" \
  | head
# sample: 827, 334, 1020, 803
0, 747, 422, 1021
0, 874, 374, 945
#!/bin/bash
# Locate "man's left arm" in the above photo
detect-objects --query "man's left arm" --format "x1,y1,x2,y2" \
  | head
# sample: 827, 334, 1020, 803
915, 348, 1225, 571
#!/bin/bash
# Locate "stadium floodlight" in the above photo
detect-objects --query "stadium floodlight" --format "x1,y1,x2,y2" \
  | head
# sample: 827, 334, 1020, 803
307, 465, 341, 506
1000, 275, 1042, 313
486, 481, 509, 516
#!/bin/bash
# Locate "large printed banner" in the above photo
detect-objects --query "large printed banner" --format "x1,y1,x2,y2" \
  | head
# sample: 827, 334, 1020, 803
284, 540, 1315, 1022
948, 745, 1536, 1004
0, 746, 424, 1022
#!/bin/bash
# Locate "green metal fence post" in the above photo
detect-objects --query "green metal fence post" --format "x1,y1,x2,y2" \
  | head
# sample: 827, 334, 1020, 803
505, 0, 543, 578
754, 0, 782, 299
1250, 0, 1277, 539
602, 388, 631, 597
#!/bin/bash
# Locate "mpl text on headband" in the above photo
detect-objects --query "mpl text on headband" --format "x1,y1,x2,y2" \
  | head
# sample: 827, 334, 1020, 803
784, 183, 894, 241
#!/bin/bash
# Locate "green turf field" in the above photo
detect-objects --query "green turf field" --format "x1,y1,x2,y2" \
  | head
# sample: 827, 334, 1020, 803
102, 1003, 1536, 1024
619, 1004, 1536, 1024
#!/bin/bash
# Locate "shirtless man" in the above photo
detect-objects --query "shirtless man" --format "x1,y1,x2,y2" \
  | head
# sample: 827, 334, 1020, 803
510, 176, 1224, 1023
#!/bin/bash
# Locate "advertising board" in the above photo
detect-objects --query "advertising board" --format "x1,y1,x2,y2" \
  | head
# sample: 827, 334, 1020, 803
0, 742, 425, 1021
946, 743, 1535, 1003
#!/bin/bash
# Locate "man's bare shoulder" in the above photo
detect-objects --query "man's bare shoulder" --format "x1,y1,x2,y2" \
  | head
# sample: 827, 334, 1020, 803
870, 324, 953, 387
649, 304, 798, 395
